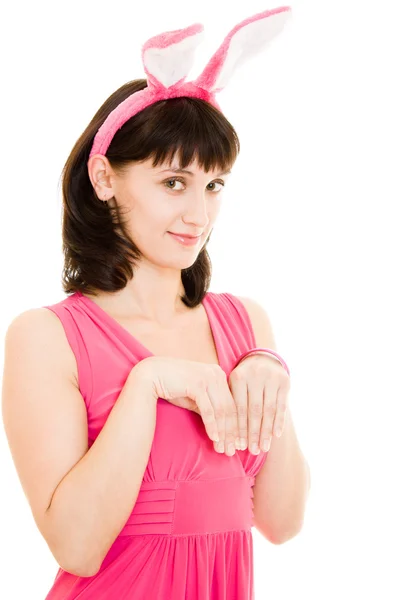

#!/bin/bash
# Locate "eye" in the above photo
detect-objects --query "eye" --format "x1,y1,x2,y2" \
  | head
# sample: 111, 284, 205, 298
206, 181, 225, 192
164, 177, 186, 191
163, 177, 225, 192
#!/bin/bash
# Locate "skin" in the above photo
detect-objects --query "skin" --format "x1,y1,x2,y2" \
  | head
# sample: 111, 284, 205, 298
87, 154, 311, 546
86, 154, 232, 325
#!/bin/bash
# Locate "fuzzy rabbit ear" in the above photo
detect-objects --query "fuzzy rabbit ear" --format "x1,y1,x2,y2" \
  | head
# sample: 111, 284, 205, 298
194, 7, 292, 94
142, 23, 205, 90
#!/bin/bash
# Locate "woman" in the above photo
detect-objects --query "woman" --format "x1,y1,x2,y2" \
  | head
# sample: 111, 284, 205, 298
2, 8, 310, 599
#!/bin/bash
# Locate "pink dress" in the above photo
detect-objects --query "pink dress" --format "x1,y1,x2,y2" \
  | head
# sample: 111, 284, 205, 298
43, 290, 268, 600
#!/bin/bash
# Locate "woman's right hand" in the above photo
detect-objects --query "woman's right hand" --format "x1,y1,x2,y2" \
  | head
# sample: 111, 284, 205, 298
133, 356, 240, 457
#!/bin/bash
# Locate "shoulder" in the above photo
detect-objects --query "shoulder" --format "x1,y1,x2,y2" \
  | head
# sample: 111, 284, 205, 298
234, 295, 277, 350
6, 307, 56, 341
6, 307, 65, 338
5, 308, 79, 387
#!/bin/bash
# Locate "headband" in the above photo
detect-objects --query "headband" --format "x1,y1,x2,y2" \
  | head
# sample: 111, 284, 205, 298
88, 6, 292, 160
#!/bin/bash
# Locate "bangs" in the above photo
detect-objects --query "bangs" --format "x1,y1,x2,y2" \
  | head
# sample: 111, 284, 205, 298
63, 81, 240, 305
111, 95, 240, 175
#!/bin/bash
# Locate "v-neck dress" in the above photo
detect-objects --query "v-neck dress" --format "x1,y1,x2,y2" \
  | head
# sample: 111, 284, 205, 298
42, 290, 268, 600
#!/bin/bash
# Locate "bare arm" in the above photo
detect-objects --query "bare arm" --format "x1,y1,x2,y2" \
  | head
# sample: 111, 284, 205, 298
44, 365, 157, 577
2, 309, 158, 578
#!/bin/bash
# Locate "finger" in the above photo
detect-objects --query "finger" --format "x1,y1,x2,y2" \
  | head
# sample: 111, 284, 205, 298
192, 382, 220, 443
260, 382, 279, 452
273, 384, 289, 437
205, 369, 227, 452
228, 373, 248, 450
176, 395, 200, 413
247, 376, 265, 455
222, 382, 239, 456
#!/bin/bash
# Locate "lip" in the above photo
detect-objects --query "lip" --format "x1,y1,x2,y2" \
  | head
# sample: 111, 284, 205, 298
168, 232, 202, 246
168, 232, 202, 239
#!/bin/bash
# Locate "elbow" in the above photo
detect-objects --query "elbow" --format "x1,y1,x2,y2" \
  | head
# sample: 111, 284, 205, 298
59, 554, 101, 578
49, 540, 101, 578
43, 514, 101, 578
263, 527, 303, 546
255, 518, 305, 545
269, 523, 304, 545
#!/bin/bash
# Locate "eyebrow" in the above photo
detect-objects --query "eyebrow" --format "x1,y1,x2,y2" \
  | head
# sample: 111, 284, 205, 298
158, 167, 232, 177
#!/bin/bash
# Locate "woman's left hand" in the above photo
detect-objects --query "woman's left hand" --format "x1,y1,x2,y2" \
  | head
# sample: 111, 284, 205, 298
228, 353, 291, 454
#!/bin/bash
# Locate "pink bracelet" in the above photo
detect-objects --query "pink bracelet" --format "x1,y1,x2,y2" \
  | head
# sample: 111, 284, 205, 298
232, 347, 290, 377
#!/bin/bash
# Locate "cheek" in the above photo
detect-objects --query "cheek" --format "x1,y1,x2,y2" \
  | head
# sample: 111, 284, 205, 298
130, 202, 175, 237
208, 203, 221, 223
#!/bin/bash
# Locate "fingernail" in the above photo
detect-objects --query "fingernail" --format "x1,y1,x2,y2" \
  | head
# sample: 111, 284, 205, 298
217, 441, 224, 452
275, 429, 282, 438
240, 438, 247, 450
235, 438, 241, 450
251, 443, 260, 454
262, 439, 271, 452
228, 443, 235, 454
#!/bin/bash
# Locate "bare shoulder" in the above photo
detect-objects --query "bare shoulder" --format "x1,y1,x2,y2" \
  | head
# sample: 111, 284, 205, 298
2, 308, 89, 566
5, 307, 79, 388
235, 295, 277, 349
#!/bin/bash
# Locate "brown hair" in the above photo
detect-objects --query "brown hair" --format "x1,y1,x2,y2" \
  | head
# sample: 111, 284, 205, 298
60, 79, 240, 308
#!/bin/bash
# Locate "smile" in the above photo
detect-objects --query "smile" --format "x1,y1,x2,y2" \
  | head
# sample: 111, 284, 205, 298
168, 232, 202, 246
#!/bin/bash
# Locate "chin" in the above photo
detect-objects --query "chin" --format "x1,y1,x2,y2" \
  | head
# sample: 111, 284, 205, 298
154, 254, 200, 269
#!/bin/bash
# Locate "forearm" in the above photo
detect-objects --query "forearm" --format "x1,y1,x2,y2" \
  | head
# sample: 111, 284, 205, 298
253, 408, 311, 544
44, 364, 158, 577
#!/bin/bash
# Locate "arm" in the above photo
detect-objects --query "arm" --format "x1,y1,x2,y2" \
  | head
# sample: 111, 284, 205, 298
253, 406, 311, 544
236, 296, 311, 544
1, 309, 158, 578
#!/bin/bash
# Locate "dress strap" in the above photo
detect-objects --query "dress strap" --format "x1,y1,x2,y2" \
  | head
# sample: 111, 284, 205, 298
43, 298, 93, 410
204, 292, 257, 372
221, 293, 257, 348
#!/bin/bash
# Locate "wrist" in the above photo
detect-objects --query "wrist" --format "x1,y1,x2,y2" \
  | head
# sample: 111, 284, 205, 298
128, 358, 159, 404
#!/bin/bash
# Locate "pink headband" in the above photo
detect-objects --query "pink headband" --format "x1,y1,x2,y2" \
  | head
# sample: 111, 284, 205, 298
88, 6, 292, 160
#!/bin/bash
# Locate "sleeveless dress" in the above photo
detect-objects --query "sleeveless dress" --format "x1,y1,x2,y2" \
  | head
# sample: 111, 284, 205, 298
43, 290, 268, 600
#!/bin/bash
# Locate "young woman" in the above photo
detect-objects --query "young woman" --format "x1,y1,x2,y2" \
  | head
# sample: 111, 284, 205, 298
2, 8, 310, 599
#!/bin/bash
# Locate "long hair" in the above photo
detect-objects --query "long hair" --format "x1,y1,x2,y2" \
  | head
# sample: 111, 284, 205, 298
60, 79, 240, 308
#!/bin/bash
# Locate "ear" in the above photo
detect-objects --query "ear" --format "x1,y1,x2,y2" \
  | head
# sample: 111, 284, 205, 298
142, 23, 205, 90
193, 6, 292, 94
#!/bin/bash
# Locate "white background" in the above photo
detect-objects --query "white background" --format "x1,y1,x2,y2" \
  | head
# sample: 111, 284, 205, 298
1, 0, 399, 598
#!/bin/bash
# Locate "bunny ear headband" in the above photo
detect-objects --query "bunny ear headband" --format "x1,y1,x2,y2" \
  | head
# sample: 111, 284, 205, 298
88, 6, 292, 160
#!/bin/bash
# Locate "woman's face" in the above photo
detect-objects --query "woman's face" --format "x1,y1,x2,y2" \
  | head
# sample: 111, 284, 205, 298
112, 156, 231, 269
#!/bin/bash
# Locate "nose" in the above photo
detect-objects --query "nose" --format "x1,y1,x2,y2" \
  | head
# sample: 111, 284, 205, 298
182, 191, 210, 228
